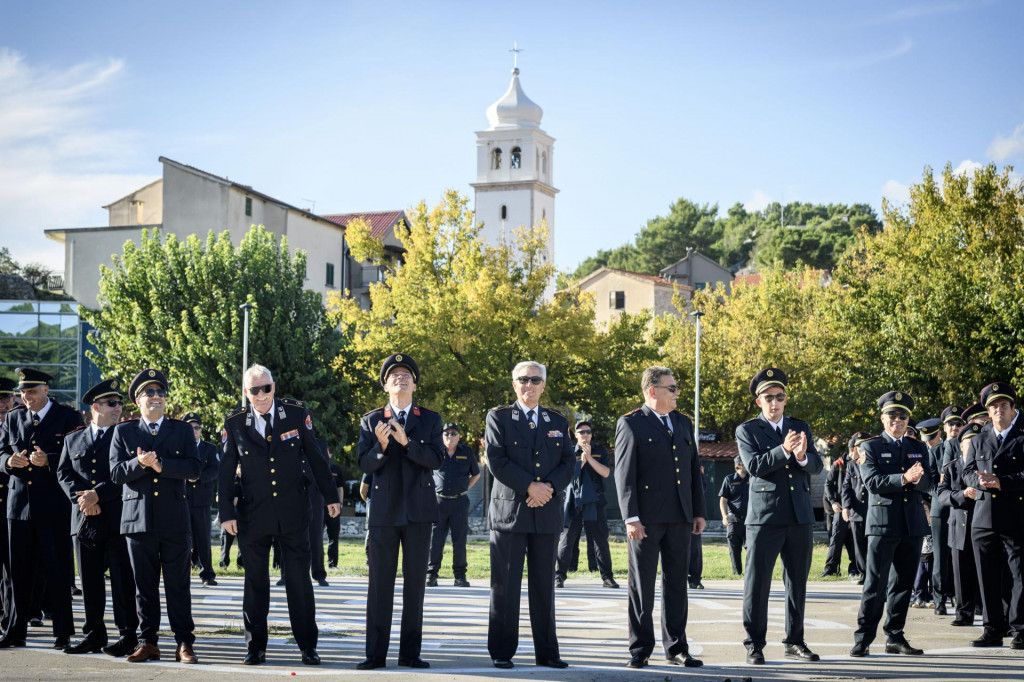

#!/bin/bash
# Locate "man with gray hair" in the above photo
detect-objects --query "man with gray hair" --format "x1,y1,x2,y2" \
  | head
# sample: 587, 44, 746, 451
615, 366, 706, 669
485, 361, 574, 669
220, 364, 340, 667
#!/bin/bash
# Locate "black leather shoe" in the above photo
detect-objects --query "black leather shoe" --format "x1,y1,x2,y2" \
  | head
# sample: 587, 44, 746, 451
554, 576, 564, 588
64, 639, 106, 654
972, 630, 1004, 647
820, 570, 838, 578
785, 642, 820, 661
316, 578, 329, 587
71, 587, 83, 596
934, 602, 948, 615
398, 656, 430, 668
53, 636, 71, 650
102, 638, 137, 657
453, 577, 470, 587
951, 616, 974, 626
602, 578, 620, 588
0, 635, 26, 648
202, 579, 218, 586
625, 654, 648, 668
537, 658, 568, 668
301, 649, 321, 665
275, 577, 285, 586
28, 618, 44, 627
425, 575, 438, 587
356, 657, 385, 670
849, 642, 869, 657
746, 646, 765, 664
492, 658, 514, 669
885, 639, 923, 655
688, 581, 704, 590
1011, 632, 1024, 650
243, 649, 266, 665
666, 653, 702, 667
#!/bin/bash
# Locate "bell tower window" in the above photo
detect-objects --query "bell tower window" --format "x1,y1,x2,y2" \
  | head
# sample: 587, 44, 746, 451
500, 205, 507, 220
491, 148, 502, 170
511, 147, 522, 169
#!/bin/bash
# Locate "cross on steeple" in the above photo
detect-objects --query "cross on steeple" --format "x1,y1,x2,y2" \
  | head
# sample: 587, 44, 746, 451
509, 41, 523, 74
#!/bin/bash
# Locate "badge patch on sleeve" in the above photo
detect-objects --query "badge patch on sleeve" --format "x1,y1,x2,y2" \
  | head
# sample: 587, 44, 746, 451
280, 429, 300, 441
221, 428, 228, 444
305, 415, 313, 431
547, 430, 563, 438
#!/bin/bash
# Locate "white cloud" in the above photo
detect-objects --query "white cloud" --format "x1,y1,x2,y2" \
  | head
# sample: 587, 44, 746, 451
0, 48, 153, 272
987, 123, 1024, 162
952, 158, 983, 176
745, 190, 773, 212
882, 179, 910, 204
863, 1, 989, 26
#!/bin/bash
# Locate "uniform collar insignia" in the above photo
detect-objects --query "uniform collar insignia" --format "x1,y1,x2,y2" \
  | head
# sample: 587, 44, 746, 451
384, 406, 392, 419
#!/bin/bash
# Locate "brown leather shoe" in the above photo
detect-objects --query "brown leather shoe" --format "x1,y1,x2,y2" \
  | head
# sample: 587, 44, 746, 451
176, 642, 198, 664
126, 643, 160, 662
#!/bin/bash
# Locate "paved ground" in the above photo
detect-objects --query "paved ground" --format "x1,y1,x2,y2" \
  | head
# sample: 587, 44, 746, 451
1, 576, 1021, 680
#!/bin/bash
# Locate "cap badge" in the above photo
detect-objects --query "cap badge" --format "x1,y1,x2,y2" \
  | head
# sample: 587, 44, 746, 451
766, 370, 774, 377
396, 354, 403, 362
111, 380, 118, 389
18, 371, 24, 379
148, 370, 155, 378
895, 392, 902, 400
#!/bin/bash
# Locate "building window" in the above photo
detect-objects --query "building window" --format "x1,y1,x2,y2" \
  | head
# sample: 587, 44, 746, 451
245, 197, 252, 217
325, 263, 335, 287
500, 205, 507, 220
511, 146, 521, 169
491, 148, 502, 170
610, 291, 625, 309
541, 151, 548, 174
693, 282, 707, 290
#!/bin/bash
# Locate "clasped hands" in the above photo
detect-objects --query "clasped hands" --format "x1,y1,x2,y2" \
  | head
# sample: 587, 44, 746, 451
374, 419, 409, 449
526, 481, 554, 508
977, 471, 1002, 490
74, 489, 101, 516
783, 431, 808, 461
7, 446, 49, 468
136, 446, 163, 473
626, 516, 705, 542
901, 462, 925, 485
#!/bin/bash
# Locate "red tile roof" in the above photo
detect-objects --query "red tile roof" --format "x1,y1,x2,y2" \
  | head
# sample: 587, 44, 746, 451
319, 211, 407, 239
734, 273, 762, 287
695, 441, 739, 460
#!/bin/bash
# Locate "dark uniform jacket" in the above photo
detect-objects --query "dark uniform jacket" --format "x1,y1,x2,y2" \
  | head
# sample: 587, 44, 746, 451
926, 441, 950, 520
220, 399, 338, 536
824, 459, 846, 509
434, 442, 480, 496
842, 459, 869, 522
963, 417, 1024, 533
614, 405, 707, 525
359, 403, 443, 527
0, 401, 83, 521
735, 414, 823, 525
937, 456, 974, 551
0, 420, 7, 521
487, 403, 574, 533
186, 440, 219, 508
110, 418, 201, 534
858, 433, 931, 537
57, 426, 123, 536
719, 472, 749, 521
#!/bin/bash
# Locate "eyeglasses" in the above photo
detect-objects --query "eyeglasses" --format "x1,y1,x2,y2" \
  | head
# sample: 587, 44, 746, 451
246, 384, 273, 395
101, 399, 123, 407
656, 384, 679, 393
191, 424, 203, 430
576, 429, 592, 434
516, 376, 544, 385
884, 411, 909, 421
388, 372, 413, 382
141, 388, 167, 398
761, 393, 786, 403
443, 431, 459, 437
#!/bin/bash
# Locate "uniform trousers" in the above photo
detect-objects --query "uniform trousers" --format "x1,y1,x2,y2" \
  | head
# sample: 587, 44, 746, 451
743, 523, 813, 648
489, 530, 560, 662
853, 534, 923, 645
555, 505, 613, 581
625, 521, 692, 659
366, 522, 431, 659
0, 518, 13, 635
688, 532, 703, 583
971, 526, 1024, 632
75, 532, 137, 644
220, 527, 243, 568
239, 527, 318, 650
848, 519, 868, 576
125, 531, 195, 646
951, 540, 979, 620
824, 512, 857, 574
428, 495, 471, 579
725, 518, 746, 574
324, 513, 341, 567
931, 514, 952, 600
188, 505, 216, 582
307, 491, 326, 581
7, 518, 73, 640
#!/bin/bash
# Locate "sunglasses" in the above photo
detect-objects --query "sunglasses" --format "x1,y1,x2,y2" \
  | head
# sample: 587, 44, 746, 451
141, 388, 167, 398
443, 431, 459, 436
761, 393, 786, 403
101, 399, 123, 407
576, 429, 592, 434
246, 384, 273, 395
191, 424, 203, 430
516, 376, 544, 385
884, 411, 910, 421
656, 384, 680, 393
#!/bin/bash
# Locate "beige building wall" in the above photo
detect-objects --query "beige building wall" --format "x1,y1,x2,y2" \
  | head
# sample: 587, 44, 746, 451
105, 180, 163, 226
284, 212, 345, 298
55, 226, 147, 307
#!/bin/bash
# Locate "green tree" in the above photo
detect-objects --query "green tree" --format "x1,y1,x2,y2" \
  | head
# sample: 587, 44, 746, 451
81, 226, 353, 466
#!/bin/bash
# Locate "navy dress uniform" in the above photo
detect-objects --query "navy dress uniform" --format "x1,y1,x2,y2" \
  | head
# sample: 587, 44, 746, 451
0, 376, 16, 639
0, 367, 82, 648
555, 440, 615, 586
427, 425, 480, 586
719, 456, 749, 575
56, 379, 139, 655
358, 354, 444, 667
939, 405, 965, 468
109, 369, 201, 658
852, 391, 931, 655
920, 417, 953, 613
842, 432, 873, 580
937, 423, 982, 626
823, 455, 856, 576
615, 404, 706, 665
219, 395, 339, 661
325, 462, 343, 567
962, 382, 1024, 649
487, 401, 574, 666
182, 413, 219, 585
735, 368, 823, 662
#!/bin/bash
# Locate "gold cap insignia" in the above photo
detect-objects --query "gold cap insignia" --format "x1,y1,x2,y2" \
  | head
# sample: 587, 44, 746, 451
111, 380, 118, 389
148, 370, 156, 378
895, 392, 902, 400
396, 354, 403, 362
766, 370, 773, 377
18, 371, 25, 379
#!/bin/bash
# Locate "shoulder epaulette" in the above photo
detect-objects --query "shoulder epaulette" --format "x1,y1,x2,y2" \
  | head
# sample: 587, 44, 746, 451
491, 404, 513, 413
8, 404, 26, 413
415, 405, 439, 417
164, 417, 183, 423
282, 398, 305, 408
544, 407, 565, 418
66, 425, 86, 435
56, 402, 80, 413
225, 406, 246, 420
362, 405, 385, 417
863, 435, 882, 442
624, 407, 642, 417
119, 418, 140, 424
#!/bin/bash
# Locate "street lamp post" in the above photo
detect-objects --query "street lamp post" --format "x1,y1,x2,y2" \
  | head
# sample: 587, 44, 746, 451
239, 302, 256, 407
690, 310, 705, 452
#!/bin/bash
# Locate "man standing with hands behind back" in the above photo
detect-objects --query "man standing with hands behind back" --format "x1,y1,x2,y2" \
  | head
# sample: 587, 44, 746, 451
736, 368, 823, 665
615, 366, 706, 669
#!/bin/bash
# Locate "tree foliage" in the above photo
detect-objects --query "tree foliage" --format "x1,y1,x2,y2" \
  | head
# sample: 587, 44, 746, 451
81, 226, 352, 463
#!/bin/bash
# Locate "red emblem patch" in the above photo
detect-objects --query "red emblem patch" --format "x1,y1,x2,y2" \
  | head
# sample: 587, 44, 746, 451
305, 414, 313, 431
413, 406, 421, 416
221, 428, 228, 443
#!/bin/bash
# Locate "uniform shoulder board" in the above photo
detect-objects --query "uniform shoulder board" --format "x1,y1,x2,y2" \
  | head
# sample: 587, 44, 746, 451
415, 405, 439, 418
66, 425, 87, 435
8, 404, 27, 414
164, 417, 184, 423
225, 406, 246, 420
740, 416, 760, 427
623, 407, 642, 417
119, 418, 140, 424
56, 402, 80, 414
862, 435, 881, 443
490, 404, 513, 414
362, 405, 384, 417
282, 397, 305, 408
544, 407, 565, 418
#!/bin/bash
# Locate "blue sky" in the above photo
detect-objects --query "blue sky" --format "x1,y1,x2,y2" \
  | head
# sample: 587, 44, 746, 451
2, 0, 1022, 274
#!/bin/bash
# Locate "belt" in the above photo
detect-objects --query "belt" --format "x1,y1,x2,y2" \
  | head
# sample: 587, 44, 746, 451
436, 491, 467, 499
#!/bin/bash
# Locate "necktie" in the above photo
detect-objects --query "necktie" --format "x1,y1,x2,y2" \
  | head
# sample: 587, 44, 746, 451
31, 412, 39, 426
661, 415, 672, 433
776, 425, 782, 438
96, 428, 104, 440
526, 410, 536, 430
397, 410, 406, 427
149, 422, 158, 436
997, 434, 1004, 448
262, 412, 273, 441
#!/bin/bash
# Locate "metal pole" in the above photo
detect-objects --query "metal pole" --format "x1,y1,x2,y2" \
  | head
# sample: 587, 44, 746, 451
690, 311, 704, 451
240, 302, 255, 407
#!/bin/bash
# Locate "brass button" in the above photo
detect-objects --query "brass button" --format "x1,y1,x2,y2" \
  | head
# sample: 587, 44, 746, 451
154, 491, 159, 496
273, 492, 278, 497
788, 474, 793, 478
27, 481, 32, 486
675, 468, 680, 473
91, 459, 96, 463
672, 445, 677, 450
677, 480, 681, 485
535, 463, 540, 467
644, 485, 649, 490
374, 485, 379, 490
903, 498, 908, 502
270, 469, 275, 473
153, 478, 158, 483
271, 481, 276, 486
674, 457, 679, 462
245, 451, 249, 455
91, 480, 96, 484
27, 466, 32, 472
536, 477, 541, 481
790, 486, 795, 490
270, 458, 275, 462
